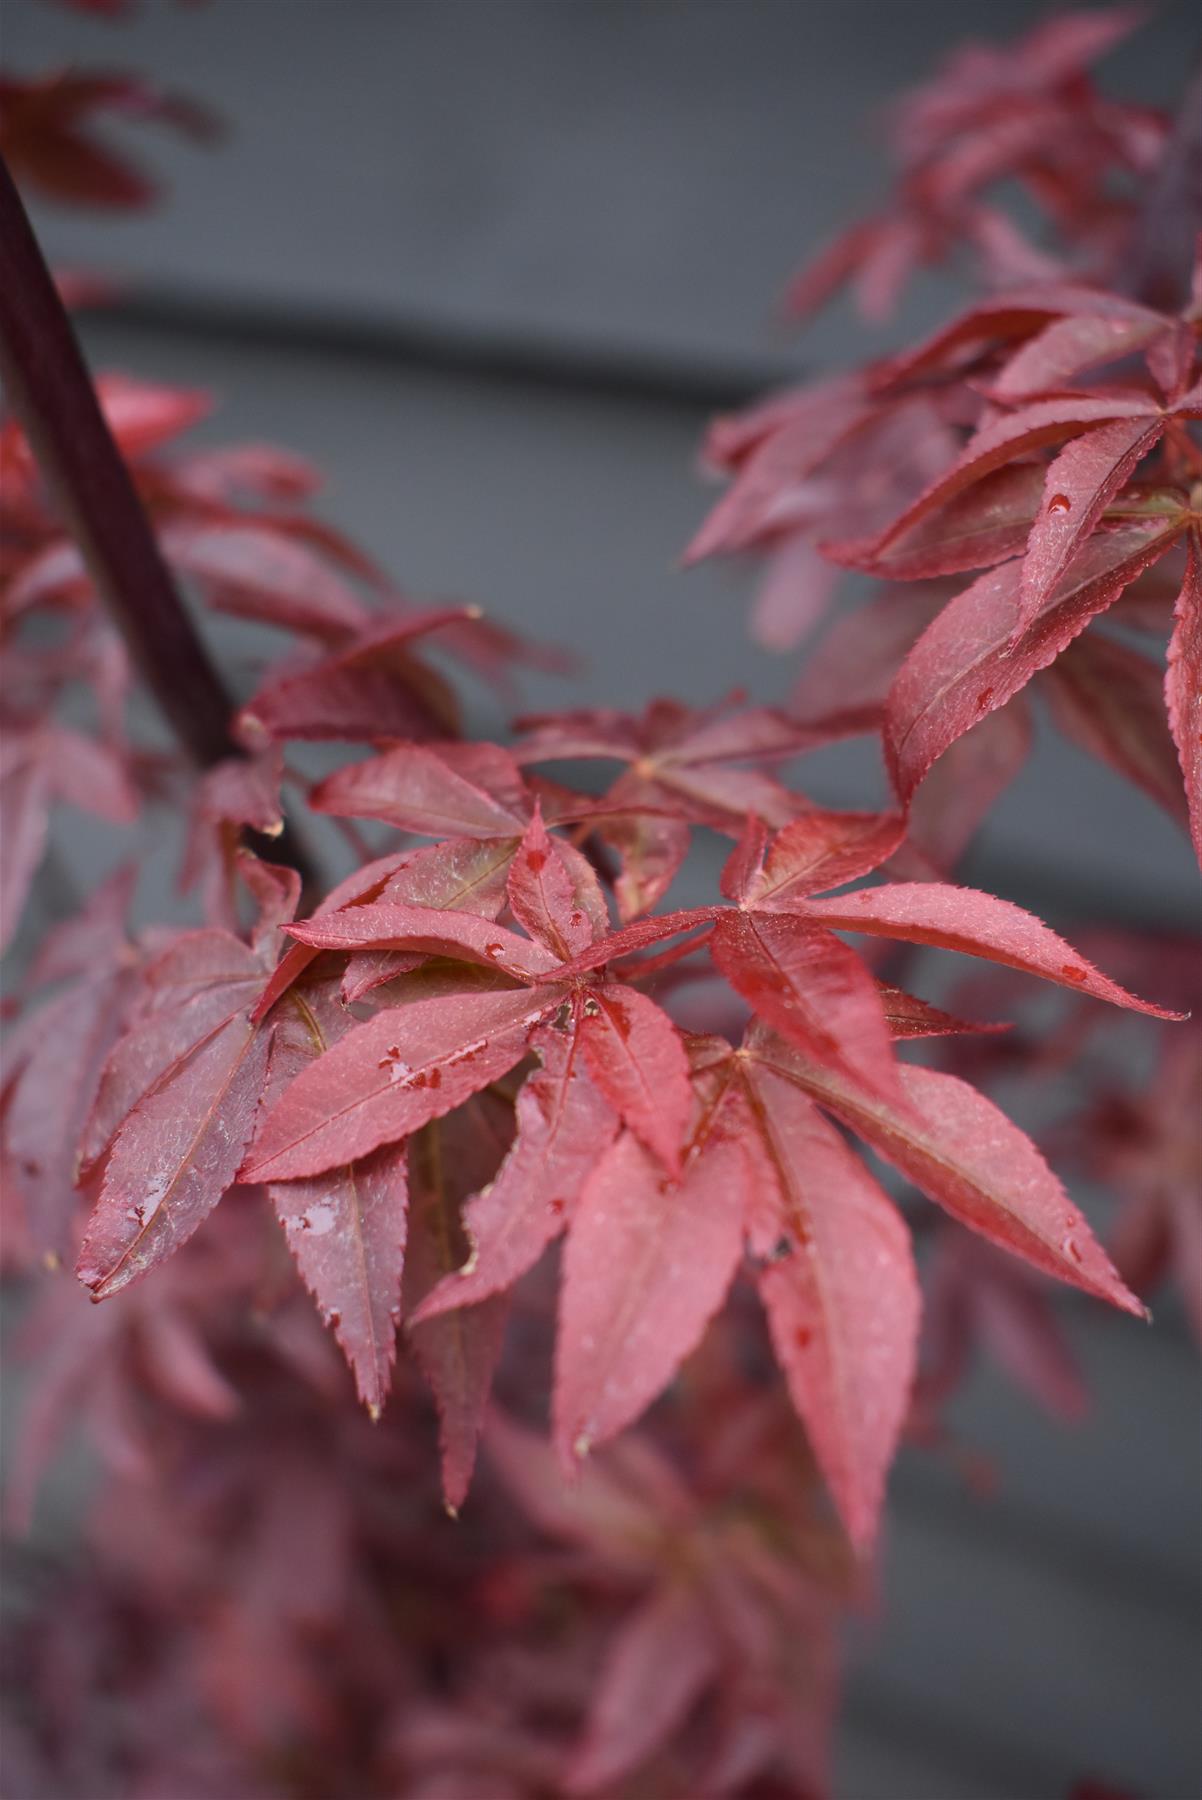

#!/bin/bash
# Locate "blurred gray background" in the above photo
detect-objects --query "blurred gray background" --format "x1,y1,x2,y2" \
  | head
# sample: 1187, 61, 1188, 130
5, 3, 1201, 1796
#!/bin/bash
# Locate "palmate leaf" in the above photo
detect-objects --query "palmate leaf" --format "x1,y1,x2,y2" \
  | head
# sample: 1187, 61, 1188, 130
262, 984, 408, 1418
311, 741, 530, 837
565, 1583, 720, 1795
742, 1063, 920, 1551
513, 697, 819, 833
1166, 534, 1202, 870
577, 986, 692, 1175
242, 987, 556, 1182
800, 882, 1181, 1017
552, 1119, 746, 1468
77, 1011, 272, 1300
885, 513, 1188, 805
238, 608, 473, 744
406, 1103, 511, 1509
1044, 630, 1191, 828
745, 1026, 1144, 1315
414, 1026, 618, 1320
711, 909, 903, 1106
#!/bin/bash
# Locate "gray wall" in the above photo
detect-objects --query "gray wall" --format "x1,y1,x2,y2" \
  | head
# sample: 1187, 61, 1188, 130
6, 4, 1201, 1796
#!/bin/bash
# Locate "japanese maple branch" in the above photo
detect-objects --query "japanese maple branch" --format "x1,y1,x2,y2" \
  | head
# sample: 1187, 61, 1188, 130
0, 154, 315, 885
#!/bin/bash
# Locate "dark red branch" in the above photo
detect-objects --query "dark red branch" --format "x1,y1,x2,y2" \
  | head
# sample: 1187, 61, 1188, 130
0, 156, 239, 766
0, 155, 315, 885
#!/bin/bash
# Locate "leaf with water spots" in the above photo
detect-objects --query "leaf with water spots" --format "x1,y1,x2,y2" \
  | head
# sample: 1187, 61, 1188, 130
414, 1025, 618, 1322
577, 986, 692, 1174
77, 1010, 272, 1299
742, 1061, 919, 1549
746, 1026, 1145, 1314
553, 1121, 746, 1470
263, 985, 409, 1416
800, 880, 1181, 1016
243, 986, 557, 1182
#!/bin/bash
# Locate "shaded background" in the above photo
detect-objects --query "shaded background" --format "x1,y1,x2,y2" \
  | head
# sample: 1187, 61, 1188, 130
5, 2, 1201, 1796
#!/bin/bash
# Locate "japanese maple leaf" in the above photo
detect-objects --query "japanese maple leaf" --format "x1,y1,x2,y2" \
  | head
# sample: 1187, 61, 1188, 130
686, 381, 961, 651
414, 880, 1133, 1553
256, 977, 410, 1419
4, 375, 547, 713
242, 807, 708, 1186
916, 1228, 1089, 1425
884, 498, 1200, 821
511, 695, 823, 916
1, 866, 139, 1259
780, 10, 1164, 322
1074, 1027, 1202, 1343
1166, 531, 1202, 868
74, 917, 281, 1301
512, 695, 819, 831
0, 70, 218, 210
486, 1411, 841, 1797
0, 721, 138, 954
710, 807, 1175, 1109
721, 1017, 1140, 1543
235, 606, 480, 745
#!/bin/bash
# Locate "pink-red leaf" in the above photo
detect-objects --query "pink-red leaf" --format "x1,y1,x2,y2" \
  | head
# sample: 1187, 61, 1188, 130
264, 990, 408, 1416
507, 809, 600, 959
744, 810, 905, 906
595, 809, 691, 923
414, 1026, 617, 1320
873, 395, 1155, 556
80, 936, 265, 1172
310, 743, 528, 837
993, 309, 1169, 402
77, 1011, 271, 1299
711, 910, 902, 1103
238, 608, 470, 744
406, 1110, 510, 1510
801, 881, 1182, 1016
161, 520, 369, 640
243, 988, 555, 1182
553, 1125, 745, 1465
566, 1584, 720, 1794
1044, 630, 1190, 827
827, 462, 1045, 581
577, 987, 691, 1174
285, 900, 559, 980
744, 1064, 919, 1548
748, 1031, 1145, 1314
885, 517, 1186, 803
1018, 415, 1164, 628
1165, 535, 1202, 869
